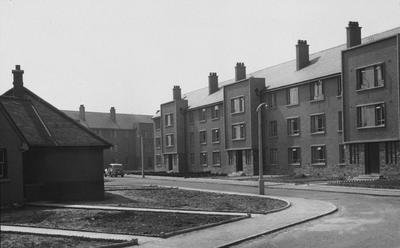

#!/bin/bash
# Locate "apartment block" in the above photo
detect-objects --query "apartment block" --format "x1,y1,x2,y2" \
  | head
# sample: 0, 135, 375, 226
154, 22, 400, 177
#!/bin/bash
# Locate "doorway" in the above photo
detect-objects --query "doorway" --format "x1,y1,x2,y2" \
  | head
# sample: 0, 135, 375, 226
168, 155, 173, 171
364, 143, 380, 174
236, 150, 243, 171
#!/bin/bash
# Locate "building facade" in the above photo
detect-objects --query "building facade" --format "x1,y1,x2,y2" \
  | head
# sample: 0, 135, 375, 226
154, 22, 400, 177
63, 107, 154, 172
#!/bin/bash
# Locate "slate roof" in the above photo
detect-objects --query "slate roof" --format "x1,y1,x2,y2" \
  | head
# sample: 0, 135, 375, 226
62, 110, 153, 130
183, 27, 400, 109
1, 89, 112, 147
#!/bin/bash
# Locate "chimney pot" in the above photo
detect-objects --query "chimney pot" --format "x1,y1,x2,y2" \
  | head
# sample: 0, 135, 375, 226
110, 107, 116, 122
235, 62, 246, 81
208, 72, 219, 95
346, 21, 362, 48
79, 104, 86, 121
12, 65, 24, 97
296, 40, 309, 70
173, 85, 181, 100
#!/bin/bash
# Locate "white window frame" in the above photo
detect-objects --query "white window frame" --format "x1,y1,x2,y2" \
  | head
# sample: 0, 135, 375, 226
165, 113, 174, 127
231, 96, 245, 114
232, 123, 246, 140
165, 134, 174, 147
356, 102, 385, 129
356, 63, 385, 91
211, 105, 220, 119
286, 87, 299, 106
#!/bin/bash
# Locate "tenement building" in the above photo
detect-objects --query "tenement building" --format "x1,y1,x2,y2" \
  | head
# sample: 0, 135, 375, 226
64, 107, 154, 172
153, 22, 400, 177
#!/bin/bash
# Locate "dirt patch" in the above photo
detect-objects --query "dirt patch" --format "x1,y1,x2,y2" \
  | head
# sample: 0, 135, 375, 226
94, 186, 287, 214
1, 206, 236, 237
0, 233, 118, 248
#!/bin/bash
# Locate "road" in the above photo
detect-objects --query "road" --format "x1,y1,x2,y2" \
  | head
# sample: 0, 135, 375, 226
105, 176, 400, 248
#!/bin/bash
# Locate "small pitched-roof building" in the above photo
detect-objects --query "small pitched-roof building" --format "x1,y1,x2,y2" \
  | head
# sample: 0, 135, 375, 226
0, 65, 111, 207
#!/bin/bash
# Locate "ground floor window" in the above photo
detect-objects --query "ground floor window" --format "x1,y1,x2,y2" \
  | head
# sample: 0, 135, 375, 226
200, 152, 208, 166
155, 155, 162, 166
311, 145, 326, 164
288, 147, 301, 164
339, 144, 345, 164
245, 150, 252, 164
270, 148, 278, 164
349, 144, 362, 164
385, 141, 399, 164
228, 151, 234, 165
212, 151, 221, 166
0, 148, 7, 179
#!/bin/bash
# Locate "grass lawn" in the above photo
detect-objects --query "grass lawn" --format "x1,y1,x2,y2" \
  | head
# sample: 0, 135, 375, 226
0, 206, 236, 237
328, 179, 400, 189
96, 186, 287, 214
1, 233, 119, 248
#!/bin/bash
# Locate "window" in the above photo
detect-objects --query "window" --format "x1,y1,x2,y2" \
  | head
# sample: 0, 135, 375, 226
310, 114, 325, 134
232, 123, 246, 140
199, 130, 207, 144
287, 117, 300, 136
166, 134, 174, 147
338, 111, 343, 131
231, 96, 245, 113
212, 152, 221, 165
165, 113, 174, 127
349, 144, 361, 164
288, 147, 301, 164
310, 80, 324, 101
200, 152, 208, 166
270, 148, 278, 164
199, 108, 207, 122
155, 118, 161, 129
286, 87, 299, 105
356, 103, 385, 128
311, 145, 326, 164
228, 151, 234, 165
357, 64, 384, 90
245, 150, 252, 164
339, 144, 345, 164
155, 137, 161, 149
212, 129, 220, 143
155, 155, 162, 166
190, 153, 195, 164
385, 141, 399, 164
0, 148, 7, 179
269, 120, 278, 137
337, 77, 342, 96
211, 105, 220, 119
188, 111, 194, 124
267, 92, 277, 108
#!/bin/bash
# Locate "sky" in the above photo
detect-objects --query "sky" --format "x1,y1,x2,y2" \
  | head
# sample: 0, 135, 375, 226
1, 0, 399, 115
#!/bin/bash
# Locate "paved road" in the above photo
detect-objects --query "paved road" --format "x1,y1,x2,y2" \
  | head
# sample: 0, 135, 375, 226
105, 176, 400, 248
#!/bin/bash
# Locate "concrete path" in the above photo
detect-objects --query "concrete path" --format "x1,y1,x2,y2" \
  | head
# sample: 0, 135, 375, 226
0, 225, 158, 244
28, 202, 248, 216
123, 175, 400, 197
137, 187, 337, 248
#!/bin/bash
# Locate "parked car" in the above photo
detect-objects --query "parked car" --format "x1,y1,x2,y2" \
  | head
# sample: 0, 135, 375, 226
105, 163, 124, 177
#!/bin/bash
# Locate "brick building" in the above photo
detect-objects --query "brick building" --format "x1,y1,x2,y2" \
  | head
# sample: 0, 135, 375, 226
63, 107, 154, 172
153, 22, 400, 177
1, 66, 111, 207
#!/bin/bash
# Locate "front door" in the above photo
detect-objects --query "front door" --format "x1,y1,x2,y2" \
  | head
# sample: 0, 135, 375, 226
365, 143, 380, 174
236, 150, 243, 171
168, 155, 173, 171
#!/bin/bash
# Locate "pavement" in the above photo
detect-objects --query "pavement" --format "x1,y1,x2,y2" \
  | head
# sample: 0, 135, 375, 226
121, 175, 400, 197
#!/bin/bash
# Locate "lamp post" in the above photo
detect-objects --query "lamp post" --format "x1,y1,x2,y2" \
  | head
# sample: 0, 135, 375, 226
256, 102, 267, 195
140, 136, 145, 178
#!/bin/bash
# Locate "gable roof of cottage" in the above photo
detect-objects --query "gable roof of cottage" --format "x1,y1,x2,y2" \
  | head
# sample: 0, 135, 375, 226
62, 110, 153, 130
1, 88, 112, 148
182, 27, 400, 110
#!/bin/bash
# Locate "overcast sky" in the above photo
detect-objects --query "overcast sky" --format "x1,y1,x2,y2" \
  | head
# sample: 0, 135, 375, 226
1, 0, 399, 115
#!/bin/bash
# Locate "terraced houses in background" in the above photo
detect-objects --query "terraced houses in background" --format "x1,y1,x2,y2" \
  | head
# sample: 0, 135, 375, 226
153, 22, 400, 177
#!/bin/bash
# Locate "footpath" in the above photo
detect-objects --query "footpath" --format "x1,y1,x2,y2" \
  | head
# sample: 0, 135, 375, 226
125, 175, 400, 197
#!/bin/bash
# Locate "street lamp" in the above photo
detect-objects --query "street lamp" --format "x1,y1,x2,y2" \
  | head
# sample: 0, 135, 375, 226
256, 102, 267, 195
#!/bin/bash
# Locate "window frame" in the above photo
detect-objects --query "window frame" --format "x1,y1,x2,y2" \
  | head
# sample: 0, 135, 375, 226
0, 148, 7, 179
288, 147, 301, 165
212, 151, 221, 166
199, 108, 207, 122
269, 148, 278, 164
356, 63, 385, 91
310, 113, 326, 134
164, 113, 174, 127
287, 117, 300, 136
155, 137, 161, 149
200, 152, 208, 166
231, 96, 245, 114
356, 102, 386, 129
310, 80, 325, 102
199, 130, 207, 145
165, 134, 174, 147
286, 87, 299, 106
311, 145, 327, 165
211, 128, 220, 143
338, 111, 343, 132
269, 120, 278, 137
211, 105, 220, 119
232, 123, 246, 140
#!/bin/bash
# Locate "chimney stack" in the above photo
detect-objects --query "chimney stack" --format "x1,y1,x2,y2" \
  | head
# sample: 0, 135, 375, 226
12, 65, 24, 97
235, 62, 246, 81
110, 107, 116, 122
346, 21, 361, 48
173, 85, 181, 100
208, 72, 218, 95
79, 104, 85, 121
296, 40, 309, 70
